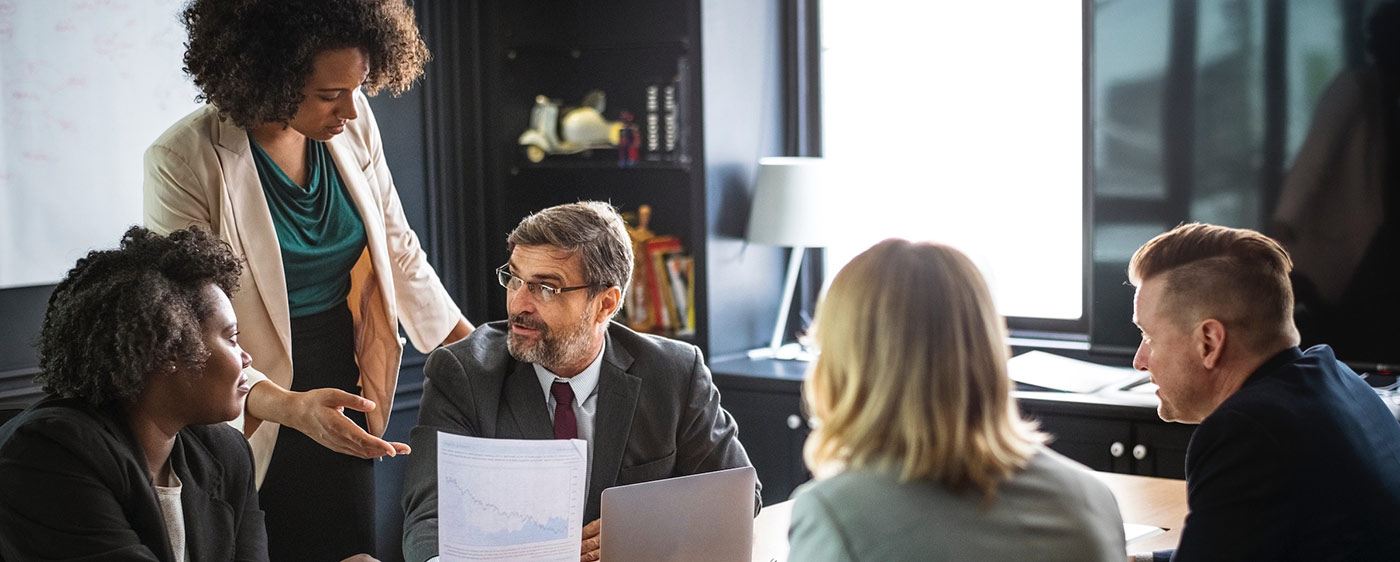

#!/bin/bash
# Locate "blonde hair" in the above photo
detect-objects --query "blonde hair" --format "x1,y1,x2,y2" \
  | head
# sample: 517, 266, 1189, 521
1128, 223, 1299, 354
803, 239, 1044, 499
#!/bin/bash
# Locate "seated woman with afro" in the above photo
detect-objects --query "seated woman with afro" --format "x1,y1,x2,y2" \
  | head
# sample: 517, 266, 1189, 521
0, 226, 265, 561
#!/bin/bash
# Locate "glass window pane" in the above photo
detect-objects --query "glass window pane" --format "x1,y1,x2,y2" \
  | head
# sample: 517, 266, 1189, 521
820, 0, 1084, 320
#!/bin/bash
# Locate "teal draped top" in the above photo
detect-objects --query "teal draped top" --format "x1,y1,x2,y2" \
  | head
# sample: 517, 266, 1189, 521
249, 135, 367, 318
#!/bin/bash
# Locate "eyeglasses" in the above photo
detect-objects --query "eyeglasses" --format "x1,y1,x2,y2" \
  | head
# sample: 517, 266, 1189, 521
495, 264, 606, 303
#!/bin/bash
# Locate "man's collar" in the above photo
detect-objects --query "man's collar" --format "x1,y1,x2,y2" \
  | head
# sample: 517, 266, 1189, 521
1241, 346, 1304, 387
533, 342, 606, 402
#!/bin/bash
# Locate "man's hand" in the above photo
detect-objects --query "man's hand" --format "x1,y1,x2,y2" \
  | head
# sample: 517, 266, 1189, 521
580, 518, 601, 562
291, 388, 411, 458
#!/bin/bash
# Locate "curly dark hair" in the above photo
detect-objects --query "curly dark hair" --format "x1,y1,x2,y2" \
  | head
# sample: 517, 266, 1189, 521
35, 226, 243, 407
180, 0, 431, 128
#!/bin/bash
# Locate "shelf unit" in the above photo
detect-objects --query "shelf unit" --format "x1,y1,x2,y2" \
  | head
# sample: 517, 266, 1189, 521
477, 1, 709, 344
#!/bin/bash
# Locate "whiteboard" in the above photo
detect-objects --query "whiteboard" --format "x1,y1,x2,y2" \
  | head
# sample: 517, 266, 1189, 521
0, 0, 203, 288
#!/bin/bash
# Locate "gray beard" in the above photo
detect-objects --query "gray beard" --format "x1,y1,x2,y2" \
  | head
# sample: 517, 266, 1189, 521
506, 310, 596, 372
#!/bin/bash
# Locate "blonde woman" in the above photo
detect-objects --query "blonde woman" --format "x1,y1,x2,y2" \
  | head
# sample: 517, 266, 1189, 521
788, 239, 1125, 562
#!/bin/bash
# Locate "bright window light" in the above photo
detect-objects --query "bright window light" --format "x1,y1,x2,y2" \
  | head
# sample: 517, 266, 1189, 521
820, 1, 1083, 321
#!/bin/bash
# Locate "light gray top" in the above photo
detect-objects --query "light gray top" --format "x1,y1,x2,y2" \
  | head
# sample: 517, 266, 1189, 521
787, 446, 1126, 562
154, 471, 188, 562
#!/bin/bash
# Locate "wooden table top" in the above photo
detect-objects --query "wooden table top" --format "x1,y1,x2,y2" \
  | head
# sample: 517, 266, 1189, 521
1093, 471, 1187, 553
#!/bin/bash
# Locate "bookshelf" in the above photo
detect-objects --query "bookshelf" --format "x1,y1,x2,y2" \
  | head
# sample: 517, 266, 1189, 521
476, 1, 710, 345
464, 0, 792, 360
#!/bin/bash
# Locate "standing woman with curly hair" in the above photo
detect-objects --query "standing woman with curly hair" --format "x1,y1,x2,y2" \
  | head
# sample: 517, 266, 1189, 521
0, 226, 265, 561
143, 1, 474, 559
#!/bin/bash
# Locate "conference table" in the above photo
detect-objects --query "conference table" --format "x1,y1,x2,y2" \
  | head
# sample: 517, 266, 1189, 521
751, 471, 1187, 561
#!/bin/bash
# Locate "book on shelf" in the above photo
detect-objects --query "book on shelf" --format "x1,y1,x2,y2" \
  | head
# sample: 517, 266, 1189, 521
683, 256, 695, 332
624, 273, 653, 332
642, 236, 682, 332
622, 234, 695, 337
664, 253, 694, 335
621, 204, 697, 336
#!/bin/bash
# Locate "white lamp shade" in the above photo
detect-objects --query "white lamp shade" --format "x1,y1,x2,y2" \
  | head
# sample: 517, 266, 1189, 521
746, 157, 844, 247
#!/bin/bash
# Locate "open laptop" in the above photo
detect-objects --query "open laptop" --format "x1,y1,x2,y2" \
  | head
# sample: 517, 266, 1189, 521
600, 466, 757, 562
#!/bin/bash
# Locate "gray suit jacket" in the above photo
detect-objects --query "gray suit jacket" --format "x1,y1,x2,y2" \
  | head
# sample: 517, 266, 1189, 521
401, 321, 757, 562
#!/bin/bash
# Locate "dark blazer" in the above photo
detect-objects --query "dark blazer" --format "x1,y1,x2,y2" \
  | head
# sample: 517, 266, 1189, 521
0, 396, 267, 562
401, 321, 758, 562
1155, 345, 1400, 562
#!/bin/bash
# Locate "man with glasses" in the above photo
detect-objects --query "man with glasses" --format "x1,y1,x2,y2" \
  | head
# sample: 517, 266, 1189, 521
401, 201, 757, 562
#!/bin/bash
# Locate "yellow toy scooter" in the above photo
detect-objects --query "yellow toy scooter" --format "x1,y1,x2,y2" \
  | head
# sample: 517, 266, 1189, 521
517, 90, 624, 162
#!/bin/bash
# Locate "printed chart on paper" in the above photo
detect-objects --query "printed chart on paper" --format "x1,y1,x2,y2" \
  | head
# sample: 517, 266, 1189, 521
437, 433, 587, 562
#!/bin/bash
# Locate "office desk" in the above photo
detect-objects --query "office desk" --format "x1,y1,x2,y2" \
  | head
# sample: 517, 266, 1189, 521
1095, 471, 1187, 552
750, 471, 1187, 561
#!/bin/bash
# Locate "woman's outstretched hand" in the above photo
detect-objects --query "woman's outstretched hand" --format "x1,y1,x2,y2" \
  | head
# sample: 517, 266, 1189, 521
291, 388, 411, 459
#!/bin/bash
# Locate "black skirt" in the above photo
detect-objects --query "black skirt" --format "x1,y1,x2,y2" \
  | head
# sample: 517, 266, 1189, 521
258, 304, 376, 561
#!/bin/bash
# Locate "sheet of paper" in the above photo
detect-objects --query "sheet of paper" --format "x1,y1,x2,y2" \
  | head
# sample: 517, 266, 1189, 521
438, 433, 588, 562
1124, 522, 1166, 543
1008, 350, 1147, 394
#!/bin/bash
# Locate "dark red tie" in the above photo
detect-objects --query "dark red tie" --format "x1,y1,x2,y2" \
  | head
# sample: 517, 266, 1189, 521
551, 381, 577, 439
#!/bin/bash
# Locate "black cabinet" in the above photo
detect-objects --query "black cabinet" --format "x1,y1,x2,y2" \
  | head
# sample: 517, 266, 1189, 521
723, 387, 809, 506
1019, 394, 1195, 479
1029, 413, 1134, 473
1132, 422, 1194, 478
709, 357, 1195, 511
711, 357, 812, 505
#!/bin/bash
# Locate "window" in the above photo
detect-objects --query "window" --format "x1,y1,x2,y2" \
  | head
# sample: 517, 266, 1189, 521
819, 1, 1085, 326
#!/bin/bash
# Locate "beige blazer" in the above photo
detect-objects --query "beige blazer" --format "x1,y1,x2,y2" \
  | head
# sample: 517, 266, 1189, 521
143, 91, 461, 486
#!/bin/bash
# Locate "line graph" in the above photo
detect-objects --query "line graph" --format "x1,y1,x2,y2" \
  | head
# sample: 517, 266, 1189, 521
436, 434, 587, 562
443, 475, 571, 545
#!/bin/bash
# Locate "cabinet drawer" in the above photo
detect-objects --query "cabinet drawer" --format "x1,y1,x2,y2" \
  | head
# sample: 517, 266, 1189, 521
1132, 422, 1196, 479
1031, 413, 1134, 473
720, 388, 810, 505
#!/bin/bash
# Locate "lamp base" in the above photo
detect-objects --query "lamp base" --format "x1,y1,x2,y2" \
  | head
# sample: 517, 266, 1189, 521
746, 342, 817, 362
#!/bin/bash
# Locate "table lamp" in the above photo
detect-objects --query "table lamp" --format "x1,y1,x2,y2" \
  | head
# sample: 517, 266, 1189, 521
745, 157, 843, 360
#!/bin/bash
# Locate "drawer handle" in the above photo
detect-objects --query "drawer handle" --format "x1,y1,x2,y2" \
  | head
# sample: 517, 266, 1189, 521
786, 414, 803, 430
1110, 441, 1125, 458
1132, 444, 1148, 460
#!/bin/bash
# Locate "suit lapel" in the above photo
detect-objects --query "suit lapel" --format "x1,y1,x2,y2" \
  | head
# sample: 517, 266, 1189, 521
171, 435, 234, 562
100, 409, 176, 562
586, 333, 640, 520
214, 118, 292, 357
504, 361, 553, 438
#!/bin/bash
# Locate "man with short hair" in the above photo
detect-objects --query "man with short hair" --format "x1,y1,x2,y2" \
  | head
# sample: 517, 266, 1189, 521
1126, 223, 1400, 562
401, 201, 757, 562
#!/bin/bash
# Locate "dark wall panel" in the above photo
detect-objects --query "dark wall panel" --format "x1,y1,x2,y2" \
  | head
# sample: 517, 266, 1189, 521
701, 0, 786, 358
0, 284, 52, 409
369, 90, 429, 237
